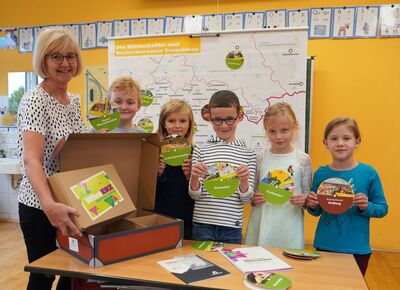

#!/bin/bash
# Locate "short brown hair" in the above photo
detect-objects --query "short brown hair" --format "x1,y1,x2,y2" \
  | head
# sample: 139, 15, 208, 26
324, 117, 361, 140
108, 76, 141, 107
208, 90, 241, 114
32, 27, 82, 79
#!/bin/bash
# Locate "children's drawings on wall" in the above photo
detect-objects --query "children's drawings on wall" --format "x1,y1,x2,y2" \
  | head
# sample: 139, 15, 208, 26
131, 19, 147, 36
5, 3, 400, 53
288, 9, 310, 28
64, 24, 80, 44
224, 13, 244, 30
380, 4, 400, 37
203, 14, 223, 32
113, 20, 130, 37
165, 16, 184, 34
97, 21, 112, 47
0, 28, 17, 50
18, 27, 34, 53
332, 7, 356, 38
33, 26, 46, 46
147, 18, 165, 35
244, 12, 265, 29
309, 8, 333, 38
184, 15, 203, 33
80, 23, 96, 50
355, 6, 379, 38
265, 10, 286, 28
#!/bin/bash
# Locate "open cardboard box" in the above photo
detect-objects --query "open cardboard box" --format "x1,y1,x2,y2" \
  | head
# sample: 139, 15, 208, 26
50, 133, 183, 267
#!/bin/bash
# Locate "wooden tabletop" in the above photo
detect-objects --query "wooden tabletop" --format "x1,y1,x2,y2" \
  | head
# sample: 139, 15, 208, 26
25, 241, 368, 290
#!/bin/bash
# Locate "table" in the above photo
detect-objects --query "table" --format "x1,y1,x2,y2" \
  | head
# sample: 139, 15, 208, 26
25, 241, 368, 290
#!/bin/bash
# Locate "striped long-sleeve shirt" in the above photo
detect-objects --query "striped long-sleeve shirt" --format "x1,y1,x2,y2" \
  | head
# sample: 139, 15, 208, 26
189, 136, 257, 228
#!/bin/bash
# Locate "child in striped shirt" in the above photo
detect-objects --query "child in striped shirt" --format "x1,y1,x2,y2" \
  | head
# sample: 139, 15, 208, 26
189, 90, 256, 244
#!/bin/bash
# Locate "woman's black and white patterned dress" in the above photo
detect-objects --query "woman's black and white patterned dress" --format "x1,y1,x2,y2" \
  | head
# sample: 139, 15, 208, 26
17, 85, 88, 209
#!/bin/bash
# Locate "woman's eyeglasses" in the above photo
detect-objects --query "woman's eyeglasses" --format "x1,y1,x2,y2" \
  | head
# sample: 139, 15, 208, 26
49, 53, 77, 64
210, 115, 238, 126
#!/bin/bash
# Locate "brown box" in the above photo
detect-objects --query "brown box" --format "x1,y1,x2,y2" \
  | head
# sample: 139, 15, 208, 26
50, 133, 183, 268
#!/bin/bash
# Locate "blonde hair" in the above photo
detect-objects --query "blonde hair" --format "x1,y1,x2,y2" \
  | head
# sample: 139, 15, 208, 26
263, 102, 300, 140
108, 76, 141, 107
157, 99, 195, 146
324, 117, 361, 140
33, 27, 82, 79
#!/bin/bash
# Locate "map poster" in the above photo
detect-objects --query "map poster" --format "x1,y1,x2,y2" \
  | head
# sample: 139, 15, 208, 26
70, 171, 124, 220
317, 177, 354, 214
108, 29, 308, 153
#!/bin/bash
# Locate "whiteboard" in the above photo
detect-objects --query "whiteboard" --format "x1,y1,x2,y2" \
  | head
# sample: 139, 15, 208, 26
108, 28, 309, 153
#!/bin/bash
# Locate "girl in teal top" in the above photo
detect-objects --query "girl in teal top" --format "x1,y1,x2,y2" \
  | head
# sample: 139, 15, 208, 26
307, 117, 388, 276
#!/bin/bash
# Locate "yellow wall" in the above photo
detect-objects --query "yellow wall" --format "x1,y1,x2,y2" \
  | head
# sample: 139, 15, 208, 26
1, 0, 399, 251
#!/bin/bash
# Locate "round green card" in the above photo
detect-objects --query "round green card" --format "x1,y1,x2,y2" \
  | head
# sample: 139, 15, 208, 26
203, 162, 239, 198
258, 169, 294, 204
89, 112, 120, 131
161, 146, 191, 166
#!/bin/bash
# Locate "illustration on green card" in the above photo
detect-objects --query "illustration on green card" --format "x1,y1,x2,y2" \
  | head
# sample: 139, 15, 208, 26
138, 117, 154, 132
258, 169, 294, 204
140, 89, 154, 107
225, 45, 244, 70
88, 99, 120, 131
160, 135, 191, 166
203, 162, 239, 198
70, 171, 124, 220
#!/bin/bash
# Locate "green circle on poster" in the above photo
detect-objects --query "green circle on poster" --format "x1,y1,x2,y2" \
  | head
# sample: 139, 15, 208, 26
225, 48, 244, 70
138, 118, 154, 133
141, 89, 154, 107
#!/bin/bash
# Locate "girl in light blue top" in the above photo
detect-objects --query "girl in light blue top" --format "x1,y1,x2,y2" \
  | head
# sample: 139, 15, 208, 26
245, 102, 312, 249
307, 117, 388, 276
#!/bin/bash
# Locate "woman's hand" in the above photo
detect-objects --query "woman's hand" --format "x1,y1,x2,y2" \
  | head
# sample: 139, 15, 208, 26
306, 192, 319, 209
42, 201, 81, 237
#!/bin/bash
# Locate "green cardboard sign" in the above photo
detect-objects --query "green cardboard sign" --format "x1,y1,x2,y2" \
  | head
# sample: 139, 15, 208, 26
89, 112, 120, 131
204, 178, 239, 198
258, 169, 294, 205
161, 146, 191, 166
259, 183, 293, 205
203, 162, 239, 198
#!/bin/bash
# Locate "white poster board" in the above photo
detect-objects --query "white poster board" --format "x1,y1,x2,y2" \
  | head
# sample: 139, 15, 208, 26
108, 29, 308, 152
